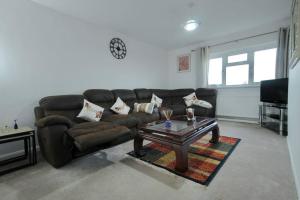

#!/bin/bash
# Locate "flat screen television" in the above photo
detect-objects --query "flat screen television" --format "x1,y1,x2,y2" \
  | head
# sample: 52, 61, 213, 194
260, 78, 288, 104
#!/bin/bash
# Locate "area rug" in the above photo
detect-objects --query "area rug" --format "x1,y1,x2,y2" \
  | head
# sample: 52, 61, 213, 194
128, 134, 241, 186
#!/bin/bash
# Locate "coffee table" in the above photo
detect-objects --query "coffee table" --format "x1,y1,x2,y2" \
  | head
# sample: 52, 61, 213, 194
134, 116, 219, 172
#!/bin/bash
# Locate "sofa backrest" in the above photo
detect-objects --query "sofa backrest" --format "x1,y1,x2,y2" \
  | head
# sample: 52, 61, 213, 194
39, 95, 83, 121
171, 89, 195, 105
111, 89, 137, 111
195, 88, 217, 117
35, 88, 218, 122
134, 88, 152, 103
83, 89, 115, 117
150, 89, 173, 107
135, 88, 195, 106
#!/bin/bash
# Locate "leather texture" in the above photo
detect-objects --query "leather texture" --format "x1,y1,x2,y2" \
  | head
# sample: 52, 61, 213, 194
102, 114, 139, 128
40, 95, 83, 122
134, 88, 152, 103
168, 104, 187, 116
35, 115, 75, 128
40, 95, 84, 110
170, 88, 195, 106
130, 112, 160, 126
112, 89, 137, 109
195, 88, 217, 117
35, 88, 217, 168
34, 107, 45, 121
83, 89, 115, 118
37, 125, 73, 168
68, 122, 130, 151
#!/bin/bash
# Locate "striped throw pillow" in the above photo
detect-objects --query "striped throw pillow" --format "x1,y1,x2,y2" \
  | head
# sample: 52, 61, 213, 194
134, 103, 155, 114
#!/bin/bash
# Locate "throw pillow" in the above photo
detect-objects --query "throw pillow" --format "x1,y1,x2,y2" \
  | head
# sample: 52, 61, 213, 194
151, 94, 163, 108
111, 97, 130, 115
77, 99, 104, 122
183, 92, 213, 109
183, 92, 197, 107
193, 99, 213, 109
134, 103, 155, 114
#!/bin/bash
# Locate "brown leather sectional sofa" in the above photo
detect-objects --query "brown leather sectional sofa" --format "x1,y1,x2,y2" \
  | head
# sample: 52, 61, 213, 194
34, 88, 217, 168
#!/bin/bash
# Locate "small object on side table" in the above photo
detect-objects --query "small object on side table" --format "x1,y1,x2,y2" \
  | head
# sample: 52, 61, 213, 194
14, 120, 18, 129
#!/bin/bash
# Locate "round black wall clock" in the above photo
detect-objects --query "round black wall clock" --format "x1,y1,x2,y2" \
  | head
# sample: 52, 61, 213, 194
110, 38, 127, 59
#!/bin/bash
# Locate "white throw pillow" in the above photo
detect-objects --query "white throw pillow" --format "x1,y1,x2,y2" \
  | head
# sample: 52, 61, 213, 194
183, 92, 197, 107
193, 99, 213, 109
134, 103, 155, 114
111, 97, 130, 115
151, 94, 163, 108
183, 92, 213, 109
77, 99, 104, 122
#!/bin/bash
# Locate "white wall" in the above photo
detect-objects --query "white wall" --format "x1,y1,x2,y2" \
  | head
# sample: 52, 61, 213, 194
288, 62, 300, 199
167, 19, 289, 120
0, 0, 167, 155
0, 0, 168, 128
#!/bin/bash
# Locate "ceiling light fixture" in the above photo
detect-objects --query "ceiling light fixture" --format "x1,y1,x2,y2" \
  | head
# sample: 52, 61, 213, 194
184, 20, 199, 31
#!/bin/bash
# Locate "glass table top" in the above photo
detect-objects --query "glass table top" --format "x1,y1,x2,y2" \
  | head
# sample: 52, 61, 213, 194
141, 116, 216, 136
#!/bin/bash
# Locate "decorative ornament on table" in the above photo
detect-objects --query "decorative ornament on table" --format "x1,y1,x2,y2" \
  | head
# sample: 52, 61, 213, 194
161, 109, 173, 128
186, 108, 195, 121
110, 38, 127, 59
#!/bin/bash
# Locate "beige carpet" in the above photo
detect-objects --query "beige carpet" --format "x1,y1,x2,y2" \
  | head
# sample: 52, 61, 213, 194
0, 121, 298, 200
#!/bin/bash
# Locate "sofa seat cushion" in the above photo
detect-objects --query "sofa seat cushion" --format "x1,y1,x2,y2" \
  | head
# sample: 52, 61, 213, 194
67, 122, 130, 151
102, 115, 139, 128
169, 105, 186, 116
130, 112, 160, 125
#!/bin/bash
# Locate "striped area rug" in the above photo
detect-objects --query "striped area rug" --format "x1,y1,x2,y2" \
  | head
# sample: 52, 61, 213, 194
128, 134, 241, 185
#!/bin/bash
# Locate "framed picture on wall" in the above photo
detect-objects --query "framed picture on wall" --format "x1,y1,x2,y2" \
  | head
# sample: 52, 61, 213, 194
177, 54, 191, 72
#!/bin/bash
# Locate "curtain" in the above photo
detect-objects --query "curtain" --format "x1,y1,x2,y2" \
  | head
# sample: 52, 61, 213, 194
196, 47, 209, 88
276, 27, 290, 78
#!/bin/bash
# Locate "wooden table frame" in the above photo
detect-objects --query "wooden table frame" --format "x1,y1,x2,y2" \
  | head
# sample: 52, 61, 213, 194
134, 119, 219, 173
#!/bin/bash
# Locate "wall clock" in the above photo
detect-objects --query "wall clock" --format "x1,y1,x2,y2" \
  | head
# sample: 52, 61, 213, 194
110, 38, 127, 59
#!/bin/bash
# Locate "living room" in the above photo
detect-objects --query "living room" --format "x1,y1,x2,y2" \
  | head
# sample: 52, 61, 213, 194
0, 0, 299, 200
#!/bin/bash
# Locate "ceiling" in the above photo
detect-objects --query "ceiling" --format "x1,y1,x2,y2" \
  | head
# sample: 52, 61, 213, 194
32, 0, 292, 49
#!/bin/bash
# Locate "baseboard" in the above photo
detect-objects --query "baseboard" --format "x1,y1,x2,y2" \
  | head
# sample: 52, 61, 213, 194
287, 139, 300, 200
217, 115, 259, 124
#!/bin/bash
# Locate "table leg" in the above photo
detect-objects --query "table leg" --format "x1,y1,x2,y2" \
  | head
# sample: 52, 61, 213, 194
174, 145, 188, 173
32, 132, 37, 164
134, 136, 145, 157
210, 125, 220, 144
24, 138, 28, 159
28, 136, 32, 165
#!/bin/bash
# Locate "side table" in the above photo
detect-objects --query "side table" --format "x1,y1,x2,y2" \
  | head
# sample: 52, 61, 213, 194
0, 127, 37, 175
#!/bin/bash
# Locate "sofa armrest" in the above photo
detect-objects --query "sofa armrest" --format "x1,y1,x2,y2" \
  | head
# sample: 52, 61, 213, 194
37, 125, 73, 168
34, 106, 45, 121
35, 115, 75, 128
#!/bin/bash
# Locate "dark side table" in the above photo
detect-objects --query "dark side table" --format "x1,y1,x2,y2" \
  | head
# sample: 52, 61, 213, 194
0, 127, 37, 175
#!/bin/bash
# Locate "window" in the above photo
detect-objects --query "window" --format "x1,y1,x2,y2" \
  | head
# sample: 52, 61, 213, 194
228, 53, 248, 63
254, 48, 277, 82
208, 58, 222, 85
208, 47, 277, 86
226, 65, 249, 85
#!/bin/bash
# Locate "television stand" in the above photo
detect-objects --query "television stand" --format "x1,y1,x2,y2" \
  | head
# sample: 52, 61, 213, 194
259, 103, 288, 136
